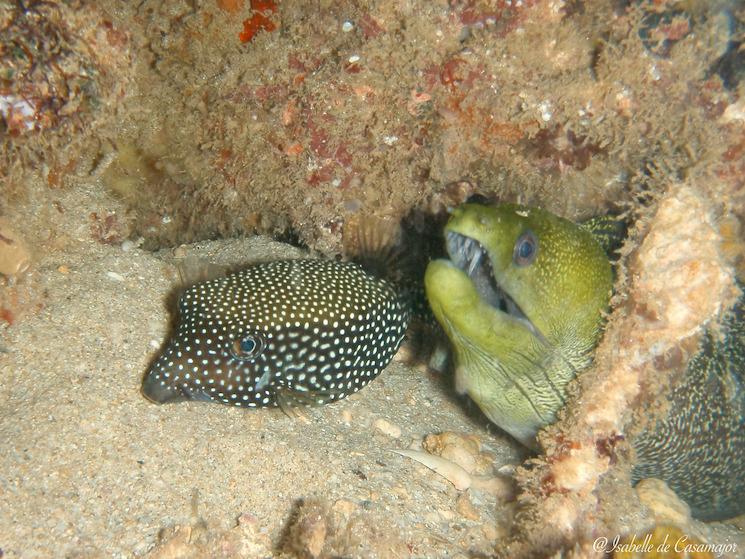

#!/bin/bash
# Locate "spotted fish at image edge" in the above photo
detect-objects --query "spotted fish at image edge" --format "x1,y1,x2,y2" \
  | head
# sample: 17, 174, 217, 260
143, 258, 410, 409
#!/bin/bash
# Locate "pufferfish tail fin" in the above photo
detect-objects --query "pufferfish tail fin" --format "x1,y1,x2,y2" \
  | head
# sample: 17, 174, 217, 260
344, 214, 446, 370
342, 214, 406, 284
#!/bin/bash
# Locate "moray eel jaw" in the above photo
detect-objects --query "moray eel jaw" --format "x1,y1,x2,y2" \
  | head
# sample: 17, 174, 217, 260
444, 230, 542, 339
426, 258, 546, 446
425, 203, 613, 447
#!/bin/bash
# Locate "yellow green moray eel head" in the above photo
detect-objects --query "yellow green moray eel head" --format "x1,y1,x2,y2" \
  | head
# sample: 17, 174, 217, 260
425, 203, 613, 447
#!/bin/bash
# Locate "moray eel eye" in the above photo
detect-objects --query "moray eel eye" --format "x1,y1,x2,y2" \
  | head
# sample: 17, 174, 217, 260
513, 231, 538, 267
231, 334, 264, 360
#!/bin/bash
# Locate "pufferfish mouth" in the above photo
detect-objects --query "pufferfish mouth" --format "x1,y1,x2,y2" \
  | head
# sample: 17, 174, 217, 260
445, 231, 540, 338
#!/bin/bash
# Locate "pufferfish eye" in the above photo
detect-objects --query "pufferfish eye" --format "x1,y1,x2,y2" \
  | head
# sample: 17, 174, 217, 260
513, 230, 538, 267
230, 334, 265, 360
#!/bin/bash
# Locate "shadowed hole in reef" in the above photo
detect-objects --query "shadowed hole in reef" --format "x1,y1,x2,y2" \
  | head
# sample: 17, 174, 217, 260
710, 39, 745, 90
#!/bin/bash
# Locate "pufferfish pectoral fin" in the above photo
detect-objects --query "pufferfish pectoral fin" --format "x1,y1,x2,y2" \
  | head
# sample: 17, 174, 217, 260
274, 384, 341, 412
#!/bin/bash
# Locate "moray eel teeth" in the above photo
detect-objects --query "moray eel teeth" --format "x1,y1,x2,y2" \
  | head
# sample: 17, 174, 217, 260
425, 203, 613, 447
445, 230, 540, 340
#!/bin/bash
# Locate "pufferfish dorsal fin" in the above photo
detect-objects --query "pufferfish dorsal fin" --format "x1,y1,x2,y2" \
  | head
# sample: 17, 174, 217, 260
342, 215, 404, 282
175, 255, 230, 287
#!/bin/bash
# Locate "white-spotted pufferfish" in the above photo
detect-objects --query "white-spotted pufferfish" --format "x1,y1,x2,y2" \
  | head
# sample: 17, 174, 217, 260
143, 234, 410, 409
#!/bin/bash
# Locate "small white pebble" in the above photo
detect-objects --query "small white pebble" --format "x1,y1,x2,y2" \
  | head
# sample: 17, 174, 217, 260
374, 418, 401, 438
121, 239, 135, 252
382, 135, 398, 146
438, 509, 455, 521
340, 409, 353, 424
722, 100, 745, 123
149, 339, 161, 349
106, 271, 125, 282
497, 464, 516, 475
348, 54, 360, 64
538, 100, 552, 122
649, 63, 661, 81
342, 21, 354, 32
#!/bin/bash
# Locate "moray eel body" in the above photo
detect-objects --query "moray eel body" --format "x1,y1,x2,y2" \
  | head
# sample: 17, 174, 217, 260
425, 204, 613, 447
426, 202, 745, 521
143, 259, 409, 408
632, 291, 745, 521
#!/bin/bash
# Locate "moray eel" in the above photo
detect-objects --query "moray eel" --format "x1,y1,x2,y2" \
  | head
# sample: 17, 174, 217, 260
425, 202, 745, 521
631, 290, 745, 521
143, 256, 410, 408
425, 203, 613, 447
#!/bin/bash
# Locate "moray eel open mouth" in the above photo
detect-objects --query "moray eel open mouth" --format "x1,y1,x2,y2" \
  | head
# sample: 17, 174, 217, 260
445, 230, 540, 338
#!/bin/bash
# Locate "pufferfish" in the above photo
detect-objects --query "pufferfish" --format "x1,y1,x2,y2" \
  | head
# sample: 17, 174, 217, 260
143, 227, 410, 409
425, 202, 745, 521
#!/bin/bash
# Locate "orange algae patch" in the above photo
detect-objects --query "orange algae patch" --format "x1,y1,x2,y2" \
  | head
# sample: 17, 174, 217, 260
1, 308, 14, 325
216, 0, 244, 13
239, 0, 278, 43
284, 143, 303, 156
250, 0, 277, 12
239, 13, 276, 42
